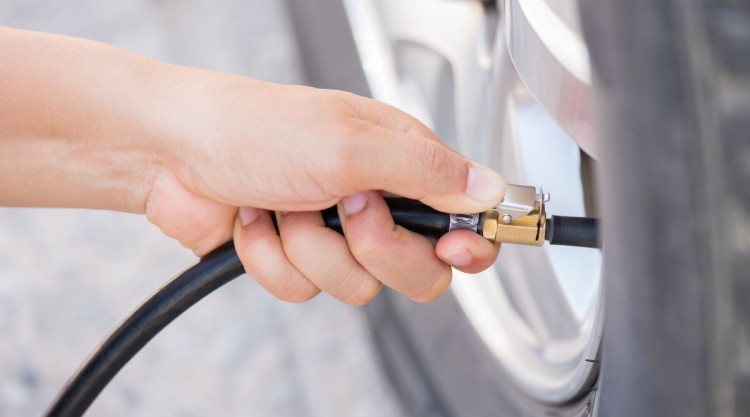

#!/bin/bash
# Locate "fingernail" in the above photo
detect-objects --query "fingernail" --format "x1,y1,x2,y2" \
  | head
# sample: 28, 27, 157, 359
342, 192, 367, 215
445, 249, 473, 267
466, 166, 507, 204
239, 207, 260, 226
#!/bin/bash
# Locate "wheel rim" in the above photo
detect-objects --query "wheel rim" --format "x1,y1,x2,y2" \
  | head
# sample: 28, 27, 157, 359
343, 0, 602, 404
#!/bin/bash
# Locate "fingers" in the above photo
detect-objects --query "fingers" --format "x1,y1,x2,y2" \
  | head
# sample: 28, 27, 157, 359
234, 201, 500, 305
337, 191, 452, 302
276, 211, 383, 306
435, 230, 501, 274
146, 170, 236, 257
233, 208, 321, 303
234, 207, 383, 306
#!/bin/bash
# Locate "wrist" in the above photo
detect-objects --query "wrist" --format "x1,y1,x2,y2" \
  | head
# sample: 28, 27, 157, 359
144, 64, 271, 202
55, 44, 176, 213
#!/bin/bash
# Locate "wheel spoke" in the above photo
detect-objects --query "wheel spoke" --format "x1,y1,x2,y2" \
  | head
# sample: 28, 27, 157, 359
498, 246, 581, 343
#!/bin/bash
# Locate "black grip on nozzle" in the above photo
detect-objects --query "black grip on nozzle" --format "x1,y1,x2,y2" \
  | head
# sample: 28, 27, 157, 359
545, 216, 600, 248
322, 198, 450, 238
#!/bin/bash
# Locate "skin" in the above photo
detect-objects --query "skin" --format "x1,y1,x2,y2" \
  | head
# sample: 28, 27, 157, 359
0, 27, 505, 305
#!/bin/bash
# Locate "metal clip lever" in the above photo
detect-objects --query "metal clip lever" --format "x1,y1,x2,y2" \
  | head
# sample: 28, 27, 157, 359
496, 185, 550, 224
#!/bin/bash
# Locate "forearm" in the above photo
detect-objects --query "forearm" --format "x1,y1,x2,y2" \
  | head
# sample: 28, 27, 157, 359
0, 26, 179, 212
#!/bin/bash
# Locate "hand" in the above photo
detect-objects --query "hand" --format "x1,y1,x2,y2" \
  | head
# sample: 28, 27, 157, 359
145, 75, 506, 305
0, 26, 505, 306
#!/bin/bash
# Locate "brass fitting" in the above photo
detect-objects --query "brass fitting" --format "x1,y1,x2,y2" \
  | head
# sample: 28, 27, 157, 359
481, 185, 548, 246
482, 207, 546, 246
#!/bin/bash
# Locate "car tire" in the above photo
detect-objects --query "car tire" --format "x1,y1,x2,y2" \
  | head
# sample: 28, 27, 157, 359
584, 0, 750, 415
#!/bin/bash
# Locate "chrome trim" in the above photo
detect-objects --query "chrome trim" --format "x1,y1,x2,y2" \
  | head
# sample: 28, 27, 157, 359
449, 213, 480, 233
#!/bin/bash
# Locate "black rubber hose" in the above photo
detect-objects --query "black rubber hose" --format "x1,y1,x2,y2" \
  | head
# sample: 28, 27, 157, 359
45, 204, 598, 417
45, 200, 450, 417
44, 242, 245, 417
322, 198, 450, 238
545, 215, 600, 248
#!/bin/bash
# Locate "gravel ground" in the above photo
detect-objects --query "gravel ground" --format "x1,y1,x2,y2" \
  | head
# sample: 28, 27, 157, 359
0, 2, 404, 416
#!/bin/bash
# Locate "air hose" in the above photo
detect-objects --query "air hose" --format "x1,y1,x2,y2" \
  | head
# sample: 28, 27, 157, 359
45, 242, 244, 417
45, 192, 599, 417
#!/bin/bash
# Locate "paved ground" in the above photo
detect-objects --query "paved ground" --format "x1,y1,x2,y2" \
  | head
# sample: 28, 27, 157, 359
0, 2, 404, 416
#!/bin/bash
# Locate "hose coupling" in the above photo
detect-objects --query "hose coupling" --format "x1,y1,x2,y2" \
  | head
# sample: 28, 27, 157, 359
481, 184, 549, 246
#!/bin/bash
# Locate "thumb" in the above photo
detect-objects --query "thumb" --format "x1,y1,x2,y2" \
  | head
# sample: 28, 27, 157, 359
349, 126, 507, 214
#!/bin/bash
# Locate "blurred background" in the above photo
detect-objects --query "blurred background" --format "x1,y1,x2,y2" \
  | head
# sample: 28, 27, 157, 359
0, 2, 404, 416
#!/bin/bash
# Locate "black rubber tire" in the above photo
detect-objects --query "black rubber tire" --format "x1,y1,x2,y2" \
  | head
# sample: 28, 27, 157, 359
583, 0, 750, 416
364, 289, 598, 417
285, 0, 750, 415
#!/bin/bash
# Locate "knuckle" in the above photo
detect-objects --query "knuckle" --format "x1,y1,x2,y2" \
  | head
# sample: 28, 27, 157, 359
411, 287, 440, 303
405, 120, 436, 138
235, 238, 265, 275
411, 269, 452, 303
278, 273, 320, 303
281, 290, 318, 304
414, 140, 463, 187
418, 140, 451, 173
237, 256, 258, 278
239, 249, 320, 303
347, 282, 382, 306
334, 117, 374, 143
277, 217, 310, 256
339, 267, 382, 306
349, 231, 390, 262
279, 230, 304, 259
324, 135, 363, 189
